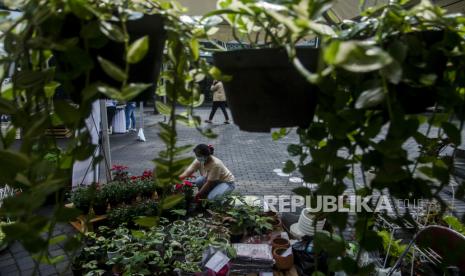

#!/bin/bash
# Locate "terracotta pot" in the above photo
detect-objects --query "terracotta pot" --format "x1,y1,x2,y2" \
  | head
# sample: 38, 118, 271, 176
273, 247, 294, 271
271, 237, 290, 250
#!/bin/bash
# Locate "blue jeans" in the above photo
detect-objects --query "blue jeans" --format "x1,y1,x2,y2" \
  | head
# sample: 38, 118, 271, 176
194, 176, 235, 200
125, 102, 136, 130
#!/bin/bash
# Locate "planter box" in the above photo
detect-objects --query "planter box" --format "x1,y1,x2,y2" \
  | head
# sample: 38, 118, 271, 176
213, 48, 319, 132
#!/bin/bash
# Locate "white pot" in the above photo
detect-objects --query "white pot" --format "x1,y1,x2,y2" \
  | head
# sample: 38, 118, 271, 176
290, 208, 325, 238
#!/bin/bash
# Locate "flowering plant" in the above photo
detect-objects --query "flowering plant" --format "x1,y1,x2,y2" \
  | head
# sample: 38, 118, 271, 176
175, 180, 194, 195
111, 165, 129, 182
175, 180, 195, 209
129, 170, 153, 182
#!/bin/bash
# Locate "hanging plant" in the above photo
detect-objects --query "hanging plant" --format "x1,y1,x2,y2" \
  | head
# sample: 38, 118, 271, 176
205, 0, 323, 132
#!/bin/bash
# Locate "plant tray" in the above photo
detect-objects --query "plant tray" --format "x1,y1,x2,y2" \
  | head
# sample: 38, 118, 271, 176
65, 203, 107, 233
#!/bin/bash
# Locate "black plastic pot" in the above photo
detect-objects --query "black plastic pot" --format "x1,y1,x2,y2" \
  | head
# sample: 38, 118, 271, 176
92, 204, 107, 216
54, 13, 166, 103
385, 30, 450, 114
213, 48, 319, 132
71, 265, 83, 276
230, 231, 244, 243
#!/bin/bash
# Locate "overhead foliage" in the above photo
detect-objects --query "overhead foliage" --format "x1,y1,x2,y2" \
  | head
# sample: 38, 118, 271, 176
208, 0, 465, 274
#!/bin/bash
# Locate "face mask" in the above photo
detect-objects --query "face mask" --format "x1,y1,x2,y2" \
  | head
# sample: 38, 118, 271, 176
196, 156, 207, 163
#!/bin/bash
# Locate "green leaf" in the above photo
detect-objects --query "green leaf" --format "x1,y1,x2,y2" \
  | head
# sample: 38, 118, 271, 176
54, 101, 80, 125
189, 39, 200, 61
127, 36, 149, 64
49, 234, 67, 245
161, 194, 184, 210
171, 209, 187, 216
33, 254, 65, 265
381, 61, 402, 84
355, 87, 384, 109
0, 98, 15, 114
0, 150, 30, 171
97, 85, 123, 101
266, 10, 300, 33
443, 215, 465, 235
99, 21, 125, 42
272, 128, 288, 141
97, 56, 127, 82
442, 122, 461, 145
55, 207, 81, 222
209, 66, 232, 82
44, 82, 60, 98
283, 160, 296, 173
134, 216, 157, 228
156, 101, 172, 116
68, 0, 93, 20
420, 74, 437, 86
13, 70, 48, 89
122, 83, 151, 100
325, 41, 392, 72
82, 83, 99, 102
307, 21, 335, 36
288, 144, 302, 156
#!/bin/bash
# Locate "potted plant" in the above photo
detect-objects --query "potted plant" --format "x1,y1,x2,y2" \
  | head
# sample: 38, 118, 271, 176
92, 190, 108, 216
46, 1, 167, 103
70, 186, 92, 214
273, 247, 294, 271
207, 1, 320, 132
102, 182, 125, 208
137, 179, 155, 199
107, 244, 121, 261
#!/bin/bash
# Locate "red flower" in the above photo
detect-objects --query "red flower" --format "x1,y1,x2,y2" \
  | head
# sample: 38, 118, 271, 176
183, 180, 193, 187
130, 176, 138, 180
112, 165, 128, 171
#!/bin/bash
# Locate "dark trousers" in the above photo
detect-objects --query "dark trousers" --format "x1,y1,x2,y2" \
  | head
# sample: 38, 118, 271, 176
107, 106, 116, 127
209, 101, 229, 121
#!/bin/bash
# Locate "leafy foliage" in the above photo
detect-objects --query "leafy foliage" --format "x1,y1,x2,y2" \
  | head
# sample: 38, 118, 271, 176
0, 0, 213, 270
211, 0, 465, 274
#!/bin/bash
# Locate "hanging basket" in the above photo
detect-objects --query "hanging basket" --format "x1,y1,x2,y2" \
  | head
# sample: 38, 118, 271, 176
213, 47, 319, 132
53, 13, 166, 103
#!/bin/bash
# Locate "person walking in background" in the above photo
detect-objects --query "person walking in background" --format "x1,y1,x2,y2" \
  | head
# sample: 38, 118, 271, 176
106, 99, 116, 134
125, 101, 137, 132
205, 80, 230, 124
